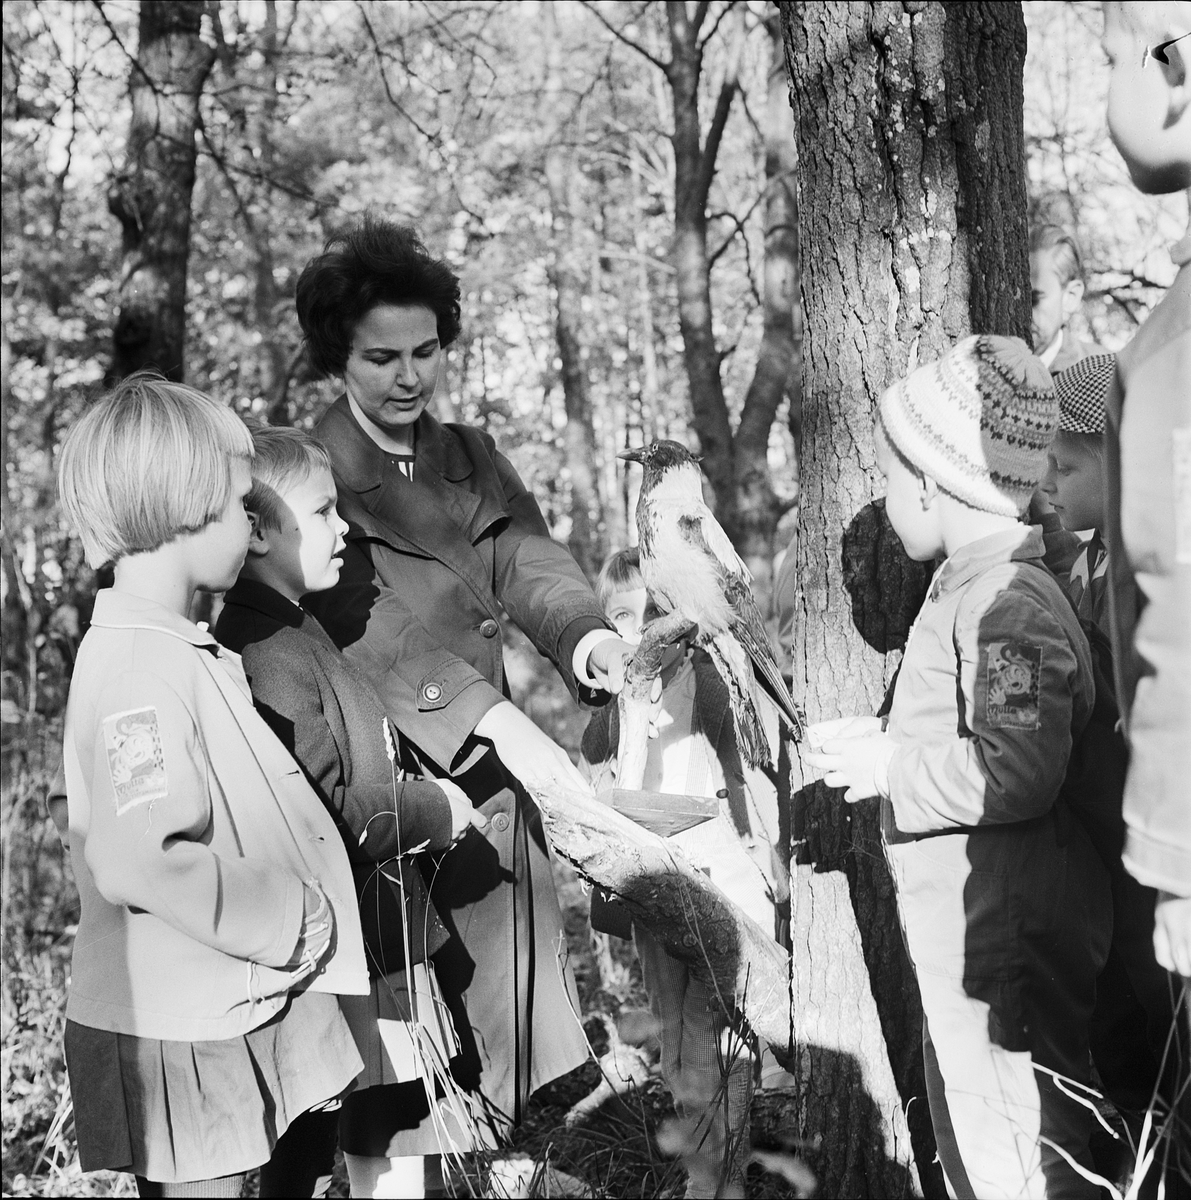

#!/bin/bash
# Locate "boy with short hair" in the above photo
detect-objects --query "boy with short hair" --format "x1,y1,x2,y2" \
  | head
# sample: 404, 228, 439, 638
806, 336, 1113, 1199
583, 547, 790, 1199
1030, 225, 1102, 374
1100, 0, 1191, 980
216, 424, 485, 1200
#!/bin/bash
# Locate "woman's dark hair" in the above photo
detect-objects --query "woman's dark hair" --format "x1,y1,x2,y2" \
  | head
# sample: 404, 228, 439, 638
295, 217, 463, 378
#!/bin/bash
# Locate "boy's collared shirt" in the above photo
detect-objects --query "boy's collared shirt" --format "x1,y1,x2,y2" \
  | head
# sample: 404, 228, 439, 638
884, 525, 1094, 837
1065, 532, 1109, 632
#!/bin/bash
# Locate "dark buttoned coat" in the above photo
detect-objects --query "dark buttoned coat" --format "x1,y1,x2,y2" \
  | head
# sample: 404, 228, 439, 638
307, 398, 605, 1129
215, 579, 455, 978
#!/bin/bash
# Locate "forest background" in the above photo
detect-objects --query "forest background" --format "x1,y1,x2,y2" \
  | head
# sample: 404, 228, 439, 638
2, 1, 1189, 1197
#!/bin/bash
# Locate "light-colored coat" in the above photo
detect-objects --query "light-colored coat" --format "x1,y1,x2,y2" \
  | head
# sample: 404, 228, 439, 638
64, 590, 368, 1043
1104, 234, 1191, 895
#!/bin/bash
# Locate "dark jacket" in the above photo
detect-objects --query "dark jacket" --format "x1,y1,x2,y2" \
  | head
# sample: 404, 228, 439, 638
306, 399, 597, 1128
308, 398, 611, 772
216, 579, 454, 977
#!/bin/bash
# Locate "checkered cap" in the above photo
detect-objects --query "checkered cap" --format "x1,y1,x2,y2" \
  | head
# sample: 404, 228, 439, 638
1055, 353, 1115, 435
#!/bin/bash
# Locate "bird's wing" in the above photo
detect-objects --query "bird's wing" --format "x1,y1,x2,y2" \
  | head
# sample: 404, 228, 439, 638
677, 510, 804, 739
676, 504, 751, 584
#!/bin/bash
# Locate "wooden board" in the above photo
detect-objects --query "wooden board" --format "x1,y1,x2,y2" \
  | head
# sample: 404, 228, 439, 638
601, 787, 719, 838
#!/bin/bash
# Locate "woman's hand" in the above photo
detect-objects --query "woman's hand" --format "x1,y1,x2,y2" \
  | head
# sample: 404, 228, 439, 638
474, 700, 593, 796
586, 637, 638, 694
438, 776, 490, 842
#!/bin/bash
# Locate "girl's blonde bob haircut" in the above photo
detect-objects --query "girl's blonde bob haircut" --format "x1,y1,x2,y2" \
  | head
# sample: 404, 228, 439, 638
58, 373, 254, 569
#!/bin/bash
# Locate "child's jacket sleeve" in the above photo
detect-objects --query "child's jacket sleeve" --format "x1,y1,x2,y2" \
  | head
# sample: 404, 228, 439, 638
886, 586, 1088, 833
240, 635, 454, 862
83, 670, 304, 969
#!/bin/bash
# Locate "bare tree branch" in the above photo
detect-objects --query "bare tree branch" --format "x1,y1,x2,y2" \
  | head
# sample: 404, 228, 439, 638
695, 75, 736, 210
87, 0, 158, 93
578, 0, 669, 73
697, 0, 739, 51
355, 1, 443, 146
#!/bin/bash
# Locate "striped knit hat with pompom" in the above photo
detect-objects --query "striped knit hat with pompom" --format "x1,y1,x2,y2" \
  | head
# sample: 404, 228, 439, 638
878, 334, 1058, 517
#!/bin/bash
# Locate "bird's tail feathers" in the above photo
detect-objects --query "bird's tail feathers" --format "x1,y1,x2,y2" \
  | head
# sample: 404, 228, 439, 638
705, 633, 770, 770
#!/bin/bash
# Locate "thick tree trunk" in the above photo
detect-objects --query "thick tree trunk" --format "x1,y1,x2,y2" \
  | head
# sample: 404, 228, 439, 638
780, 3, 1029, 1196
107, 0, 214, 383
544, 2, 605, 579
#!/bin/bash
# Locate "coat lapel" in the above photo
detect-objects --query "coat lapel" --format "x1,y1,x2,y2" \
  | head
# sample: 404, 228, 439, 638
317, 397, 506, 620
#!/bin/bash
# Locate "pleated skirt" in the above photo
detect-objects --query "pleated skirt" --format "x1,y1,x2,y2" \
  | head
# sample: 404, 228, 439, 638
66, 990, 362, 1183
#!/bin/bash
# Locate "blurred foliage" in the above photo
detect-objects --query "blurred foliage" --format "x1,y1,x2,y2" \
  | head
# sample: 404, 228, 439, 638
3, 0, 800, 726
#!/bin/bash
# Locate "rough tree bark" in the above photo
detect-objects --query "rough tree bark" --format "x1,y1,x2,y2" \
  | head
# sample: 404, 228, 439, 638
543, 2, 606, 579
779, 3, 1030, 1196
107, 0, 215, 383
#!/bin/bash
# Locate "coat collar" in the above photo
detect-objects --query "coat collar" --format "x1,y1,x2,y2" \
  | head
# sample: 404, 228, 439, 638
315, 396, 510, 619
930, 524, 1045, 599
317, 396, 475, 493
89, 589, 219, 648
221, 578, 304, 628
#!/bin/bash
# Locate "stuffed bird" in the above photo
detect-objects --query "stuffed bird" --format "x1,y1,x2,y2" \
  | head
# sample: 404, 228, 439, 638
619, 440, 804, 768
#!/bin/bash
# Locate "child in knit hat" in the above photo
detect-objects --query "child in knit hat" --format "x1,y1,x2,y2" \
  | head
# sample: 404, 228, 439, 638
805, 335, 1113, 1199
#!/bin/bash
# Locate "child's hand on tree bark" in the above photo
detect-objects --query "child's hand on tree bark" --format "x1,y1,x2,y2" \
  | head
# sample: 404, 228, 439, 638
804, 715, 895, 802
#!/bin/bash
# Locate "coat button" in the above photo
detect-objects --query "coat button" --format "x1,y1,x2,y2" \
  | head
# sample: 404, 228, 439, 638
480, 619, 499, 639
423, 683, 442, 702
491, 812, 510, 832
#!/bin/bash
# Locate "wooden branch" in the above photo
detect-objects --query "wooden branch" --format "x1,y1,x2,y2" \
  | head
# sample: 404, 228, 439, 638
695, 75, 737, 211
532, 779, 792, 1050
578, 0, 670, 73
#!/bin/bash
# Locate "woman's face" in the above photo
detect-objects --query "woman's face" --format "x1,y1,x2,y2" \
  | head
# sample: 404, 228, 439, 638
342, 304, 442, 439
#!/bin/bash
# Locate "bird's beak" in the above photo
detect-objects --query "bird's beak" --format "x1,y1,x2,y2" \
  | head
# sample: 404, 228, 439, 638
618, 448, 645, 464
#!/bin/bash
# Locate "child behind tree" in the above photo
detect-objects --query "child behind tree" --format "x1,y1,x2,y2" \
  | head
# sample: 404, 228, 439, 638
581, 548, 790, 1199
1030, 224, 1104, 374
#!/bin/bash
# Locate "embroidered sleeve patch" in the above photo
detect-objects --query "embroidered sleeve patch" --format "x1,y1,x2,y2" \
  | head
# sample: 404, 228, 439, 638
103, 707, 169, 814
985, 641, 1042, 730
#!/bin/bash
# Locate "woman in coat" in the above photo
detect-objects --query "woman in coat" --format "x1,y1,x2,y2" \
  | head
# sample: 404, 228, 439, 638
295, 218, 634, 1159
